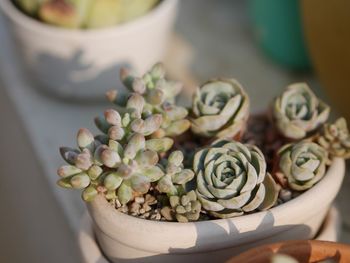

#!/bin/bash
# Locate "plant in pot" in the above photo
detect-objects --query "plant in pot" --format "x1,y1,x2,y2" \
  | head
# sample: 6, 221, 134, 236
56, 63, 350, 262
0, 0, 178, 100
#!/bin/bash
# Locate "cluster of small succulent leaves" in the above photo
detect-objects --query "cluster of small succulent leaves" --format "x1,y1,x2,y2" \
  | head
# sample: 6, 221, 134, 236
160, 190, 201, 223
57, 63, 350, 222
14, 0, 159, 29
114, 64, 192, 139
317, 118, 350, 159
157, 151, 194, 196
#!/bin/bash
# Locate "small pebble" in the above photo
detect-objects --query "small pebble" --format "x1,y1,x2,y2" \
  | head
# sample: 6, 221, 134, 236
143, 212, 150, 218
135, 197, 145, 204
279, 189, 292, 202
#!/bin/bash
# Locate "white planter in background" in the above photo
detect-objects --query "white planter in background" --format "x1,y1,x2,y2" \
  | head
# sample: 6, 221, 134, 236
85, 158, 345, 263
0, 0, 178, 101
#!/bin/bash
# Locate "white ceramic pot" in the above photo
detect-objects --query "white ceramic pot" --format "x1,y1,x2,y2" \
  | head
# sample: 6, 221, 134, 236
0, 0, 178, 101
86, 158, 345, 263
79, 206, 341, 263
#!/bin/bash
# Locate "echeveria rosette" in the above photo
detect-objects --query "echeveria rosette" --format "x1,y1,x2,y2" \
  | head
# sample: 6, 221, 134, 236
191, 79, 250, 139
317, 118, 350, 159
273, 83, 330, 140
278, 141, 329, 191
194, 139, 279, 219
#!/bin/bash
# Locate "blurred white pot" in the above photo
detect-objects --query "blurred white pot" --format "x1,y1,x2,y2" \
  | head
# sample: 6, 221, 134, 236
84, 158, 345, 263
0, 0, 178, 101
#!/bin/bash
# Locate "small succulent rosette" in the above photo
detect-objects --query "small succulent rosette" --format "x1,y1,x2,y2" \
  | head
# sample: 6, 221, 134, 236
161, 191, 201, 223
278, 141, 329, 191
157, 151, 195, 196
193, 139, 279, 219
191, 79, 250, 139
273, 83, 330, 140
317, 118, 350, 159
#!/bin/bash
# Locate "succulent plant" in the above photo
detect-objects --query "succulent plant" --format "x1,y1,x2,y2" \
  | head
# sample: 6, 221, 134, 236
157, 150, 195, 195
95, 93, 174, 153
118, 0, 160, 22
273, 83, 330, 140
194, 139, 279, 219
278, 141, 329, 191
160, 190, 201, 222
57, 125, 167, 204
100, 136, 165, 205
191, 79, 250, 139
317, 118, 350, 159
57, 128, 104, 202
108, 63, 191, 138
14, 0, 159, 29
56, 61, 350, 223
14, 0, 47, 16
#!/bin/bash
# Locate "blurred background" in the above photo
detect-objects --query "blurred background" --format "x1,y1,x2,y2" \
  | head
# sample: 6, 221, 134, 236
0, 0, 349, 262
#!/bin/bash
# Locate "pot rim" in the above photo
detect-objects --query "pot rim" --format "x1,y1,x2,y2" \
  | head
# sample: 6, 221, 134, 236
89, 157, 345, 227
0, 0, 177, 39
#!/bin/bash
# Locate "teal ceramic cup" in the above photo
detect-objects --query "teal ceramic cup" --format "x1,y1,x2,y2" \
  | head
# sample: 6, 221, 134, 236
249, 0, 310, 70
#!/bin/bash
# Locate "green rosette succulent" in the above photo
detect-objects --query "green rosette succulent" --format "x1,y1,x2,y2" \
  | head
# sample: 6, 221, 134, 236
191, 79, 250, 139
273, 83, 330, 140
157, 150, 195, 196
14, 0, 159, 29
160, 190, 201, 223
317, 118, 350, 159
278, 141, 329, 191
193, 139, 279, 219
108, 63, 191, 138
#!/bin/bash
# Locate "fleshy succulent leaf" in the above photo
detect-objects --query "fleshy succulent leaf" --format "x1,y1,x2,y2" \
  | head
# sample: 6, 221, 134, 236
146, 138, 173, 153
